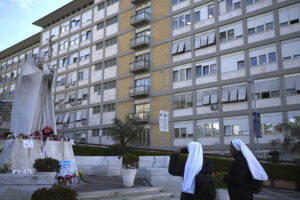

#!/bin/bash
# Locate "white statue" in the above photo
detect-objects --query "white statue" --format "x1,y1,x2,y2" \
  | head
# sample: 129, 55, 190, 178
10, 52, 57, 135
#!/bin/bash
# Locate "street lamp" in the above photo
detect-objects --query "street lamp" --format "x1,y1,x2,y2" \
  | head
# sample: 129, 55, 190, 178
248, 76, 260, 158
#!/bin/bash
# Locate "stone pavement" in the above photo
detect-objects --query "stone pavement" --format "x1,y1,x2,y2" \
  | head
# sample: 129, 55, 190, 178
73, 175, 300, 200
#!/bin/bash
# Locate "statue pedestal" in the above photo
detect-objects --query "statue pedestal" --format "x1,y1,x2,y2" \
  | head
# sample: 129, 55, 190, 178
0, 139, 77, 173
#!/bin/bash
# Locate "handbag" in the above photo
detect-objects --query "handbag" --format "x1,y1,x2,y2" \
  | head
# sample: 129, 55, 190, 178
193, 169, 216, 200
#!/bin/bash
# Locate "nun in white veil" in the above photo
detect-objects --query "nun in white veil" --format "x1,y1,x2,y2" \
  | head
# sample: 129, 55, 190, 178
223, 139, 268, 200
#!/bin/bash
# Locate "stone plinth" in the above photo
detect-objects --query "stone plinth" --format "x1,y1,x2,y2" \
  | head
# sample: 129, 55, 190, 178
0, 139, 77, 173
0, 173, 56, 200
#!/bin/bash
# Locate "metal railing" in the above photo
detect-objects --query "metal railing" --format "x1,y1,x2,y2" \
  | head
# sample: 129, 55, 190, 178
130, 35, 150, 49
130, 59, 150, 72
129, 85, 150, 97
131, 11, 151, 26
129, 111, 150, 122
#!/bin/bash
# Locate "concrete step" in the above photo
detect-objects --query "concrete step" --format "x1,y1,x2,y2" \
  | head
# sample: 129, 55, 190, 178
78, 187, 169, 200
98, 192, 173, 200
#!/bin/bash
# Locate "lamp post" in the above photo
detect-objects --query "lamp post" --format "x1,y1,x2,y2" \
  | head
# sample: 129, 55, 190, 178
248, 76, 260, 158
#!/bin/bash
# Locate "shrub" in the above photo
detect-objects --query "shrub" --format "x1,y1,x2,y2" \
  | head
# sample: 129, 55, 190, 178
107, 144, 133, 156
0, 163, 12, 173
214, 172, 227, 189
122, 153, 139, 169
31, 186, 77, 200
33, 158, 60, 172
72, 145, 108, 156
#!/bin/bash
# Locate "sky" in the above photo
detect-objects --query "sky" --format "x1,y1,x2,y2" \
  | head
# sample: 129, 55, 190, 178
0, 0, 73, 52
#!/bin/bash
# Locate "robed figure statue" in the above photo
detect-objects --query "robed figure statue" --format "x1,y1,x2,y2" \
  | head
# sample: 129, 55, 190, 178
10, 52, 57, 135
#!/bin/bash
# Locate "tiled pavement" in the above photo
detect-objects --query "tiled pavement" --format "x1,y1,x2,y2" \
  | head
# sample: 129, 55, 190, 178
73, 175, 300, 200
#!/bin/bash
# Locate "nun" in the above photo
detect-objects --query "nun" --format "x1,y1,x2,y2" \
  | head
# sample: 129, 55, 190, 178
168, 142, 215, 200
223, 139, 268, 200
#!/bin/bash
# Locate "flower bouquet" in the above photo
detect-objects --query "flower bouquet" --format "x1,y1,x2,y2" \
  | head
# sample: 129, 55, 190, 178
41, 126, 54, 141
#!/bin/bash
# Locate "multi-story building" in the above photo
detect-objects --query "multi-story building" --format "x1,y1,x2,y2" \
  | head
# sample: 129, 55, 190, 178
1, 0, 300, 156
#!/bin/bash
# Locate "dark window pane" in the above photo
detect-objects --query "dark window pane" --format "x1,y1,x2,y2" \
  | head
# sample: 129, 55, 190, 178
220, 32, 226, 43
248, 28, 255, 35
259, 54, 267, 65
268, 52, 276, 63
196, 66, 202, 77
261, 92, 270, 99
203, 66, 209, 76
194, 11, 200, 22
266, 22, 274, 31
290, 19, 299, 24
224, 126, 232, 136
234, 2, 241, 9
210, 64, 217, 74
208, 5, 214, 18
237, 60, 245, 69
228, 29, 234, 41
175, 128, 179, 138
198, 126, 204, 137
250, 57, 258, 67
257, 25, 264, 33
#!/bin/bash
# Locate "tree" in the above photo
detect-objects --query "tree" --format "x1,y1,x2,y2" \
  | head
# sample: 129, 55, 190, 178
111, 115, 145, 146
281, 116, 300, 154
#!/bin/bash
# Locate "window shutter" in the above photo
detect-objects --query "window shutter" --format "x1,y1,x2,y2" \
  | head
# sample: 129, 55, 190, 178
238, 85, 247, 101
289, 7, 299, 21
208, 32, 216, 45
285, 77, 295, 90
296, 76, 300, 91
279, 9, 289, 24
195, 36, 201, 49
221, 88, 229, 103
172, 42, 179, 55
260, 81, 270, 93
229, 87, 238, 102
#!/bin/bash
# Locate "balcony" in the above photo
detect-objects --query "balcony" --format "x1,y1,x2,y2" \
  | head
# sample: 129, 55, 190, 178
131, 0, 149, 5
129, 111, 150, 122
129, 85, 150, 97
131, 11, 151, 27
130, 35, 150, 50
130, 59, 150, 73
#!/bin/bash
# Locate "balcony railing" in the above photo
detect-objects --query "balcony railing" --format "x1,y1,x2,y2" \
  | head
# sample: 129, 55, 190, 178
129, 85, 150, 97
130, 59, 150, 73
131, 11, 151, 27
131, 0, 149, 5
130, 35, 150, 50
129, 111, 150, 122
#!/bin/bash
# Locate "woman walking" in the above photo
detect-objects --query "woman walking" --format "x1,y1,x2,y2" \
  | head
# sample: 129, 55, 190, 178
168, 142, 215, 200
223, 139, 268, 200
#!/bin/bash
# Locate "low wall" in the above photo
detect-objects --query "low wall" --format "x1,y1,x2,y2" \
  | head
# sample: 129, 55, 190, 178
76, 156, 182, 190
0, 173, 56, 200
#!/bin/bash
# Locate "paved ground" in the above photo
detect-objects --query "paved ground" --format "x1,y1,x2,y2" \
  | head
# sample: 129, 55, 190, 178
73, 175, 300, 200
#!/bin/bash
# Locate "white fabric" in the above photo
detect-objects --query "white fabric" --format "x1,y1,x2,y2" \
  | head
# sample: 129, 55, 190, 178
10, 53, 57, 135
182, 142, 203, 194
232, 139, 268, 181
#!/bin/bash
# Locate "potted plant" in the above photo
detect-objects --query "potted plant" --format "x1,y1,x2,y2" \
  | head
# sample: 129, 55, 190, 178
213, 172, 229, 200
121, 152, 139, 187
31, 185, 78, 200
33, 157, 60, 175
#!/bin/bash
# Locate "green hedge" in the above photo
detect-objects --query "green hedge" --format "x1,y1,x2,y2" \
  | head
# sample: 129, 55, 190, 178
73, 145, 299, 182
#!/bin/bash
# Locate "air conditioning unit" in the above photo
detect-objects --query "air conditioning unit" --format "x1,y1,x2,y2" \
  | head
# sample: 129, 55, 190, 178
81, 120, 86, 125
210, 104, 218, 110
63, 123, 69, 127
70, 102, 75, 106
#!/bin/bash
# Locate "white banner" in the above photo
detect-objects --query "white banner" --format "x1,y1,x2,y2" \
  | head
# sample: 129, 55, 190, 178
164, 111, 169, 132
23, 140, 33, 149
159, 110, 164, 132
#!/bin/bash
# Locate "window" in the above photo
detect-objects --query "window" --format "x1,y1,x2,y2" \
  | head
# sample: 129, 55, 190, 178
279, 4, 300, 27
96, 42, 103, 50
254, 79, 280, 100
95, 63, 102, 71
249, 45, 277, 67
219, 22, 243, 43
70, 34, 80, 46
105, 37, 117, 47
197, 89, 218, 106
174, 126, 193, 138
221, 52, 245, 73
81, 30, 91, 42
281, 38, 300, 61
92, 129, 100, 137
71, 16, 80, 28
173, 0, 187, 6
219, 0, 241, 15
198, 121, 219, 137
247, 13, 274, 36
224, 116, 249, 136
285, 75, 300, 96
173, 12, 191, 30
172, 38, 191, 55
94, 84, 102, 93
97, 22, 104, 30
173, 67, 192, 82
103, 103, 115, 112
104, 81, 116, 90
195, 31, 216, 49
98, 2, 105, 11
69, 53, 78, 65
61, 21, 69, 33
196, 61, 217, 78
103, 128, 113, 136
222, 85, 247, 103
78, 69, 88, 81
82, 10, 92, 24
246, 0, 263, 5
194, 3, 214, 23
104, 58, 117, 68
58, 57, 67, 68
106, 16, 118, 26
107, 0, 118, 6
135, 78, 150, 87
93, 106, 101, 114
261, 113, 283, 134
173, 93, 193, 110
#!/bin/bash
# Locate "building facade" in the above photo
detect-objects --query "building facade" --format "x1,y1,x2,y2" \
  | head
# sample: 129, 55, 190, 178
1, 0, 300, 156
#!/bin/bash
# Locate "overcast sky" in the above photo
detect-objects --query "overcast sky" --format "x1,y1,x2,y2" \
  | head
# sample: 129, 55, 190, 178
0, 0, 73, 52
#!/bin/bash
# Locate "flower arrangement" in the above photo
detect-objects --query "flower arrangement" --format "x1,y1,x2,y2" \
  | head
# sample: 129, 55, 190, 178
42, 126, 54, 141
